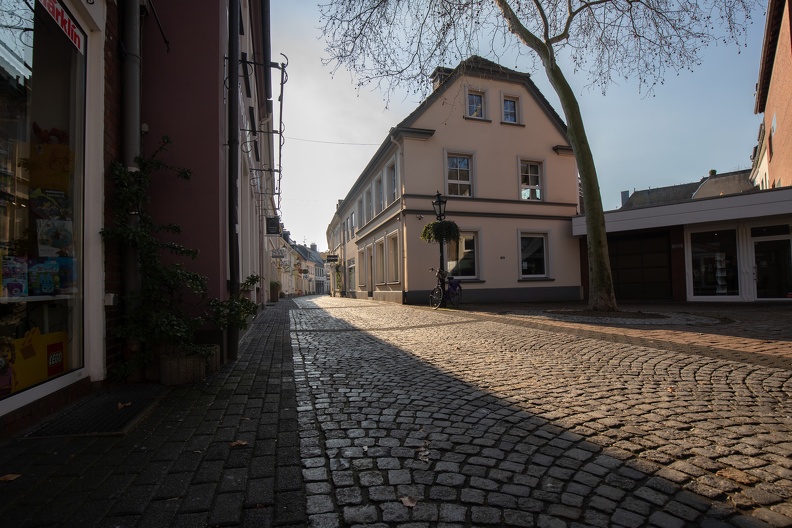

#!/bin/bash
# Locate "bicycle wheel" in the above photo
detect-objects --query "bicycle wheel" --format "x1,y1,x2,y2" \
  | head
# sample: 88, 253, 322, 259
429, 286, 444, 309
447, 288, 460, 307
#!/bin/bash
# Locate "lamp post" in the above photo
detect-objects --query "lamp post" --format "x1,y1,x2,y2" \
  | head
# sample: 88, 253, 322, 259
432, 191, 448, 300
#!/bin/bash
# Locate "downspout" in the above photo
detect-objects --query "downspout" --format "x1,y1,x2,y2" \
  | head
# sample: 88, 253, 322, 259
121, 0, 141, 341
227, 0, 241, 359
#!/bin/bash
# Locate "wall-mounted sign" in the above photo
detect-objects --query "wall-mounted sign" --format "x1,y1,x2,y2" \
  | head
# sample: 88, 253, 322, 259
325, 255, 339, 263
265, 216, 281, 235
271, 249, 285, 259
39, 0, 85, 54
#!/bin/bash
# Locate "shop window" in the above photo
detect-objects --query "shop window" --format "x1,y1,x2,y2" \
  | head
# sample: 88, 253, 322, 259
691, 230, 738, 296
448, 232, 477, 278
346, 258, 355, 295
0, 0, 85, 400
520, 234, 547, 277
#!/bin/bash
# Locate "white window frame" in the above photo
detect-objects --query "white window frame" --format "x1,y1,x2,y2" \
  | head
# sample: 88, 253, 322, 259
367, 186, 374, 223
386, 231, 400, 283
375, 176, 384, 214
357, 198, 364, 229
387, 160, 398, 204
447, 230, 479, 279
519, 232, 548, 278
347, 258, 356, 293
375, 238, 386, 284
502, 93, 520, 124
350, 212, 355, 238
465, 87, 487, 119
519, 159, 543, 201
445, 149, 475, 197
357, 249, 366, 287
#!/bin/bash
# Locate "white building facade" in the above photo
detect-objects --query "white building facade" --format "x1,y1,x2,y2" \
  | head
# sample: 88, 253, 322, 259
327, 57, 583, 304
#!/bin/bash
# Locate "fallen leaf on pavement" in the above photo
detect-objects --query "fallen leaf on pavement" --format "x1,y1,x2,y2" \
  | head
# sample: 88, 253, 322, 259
0, 474, 21, 482
117, 402, 132, 410
230, 440, 249, 447
400, 496, 417, 507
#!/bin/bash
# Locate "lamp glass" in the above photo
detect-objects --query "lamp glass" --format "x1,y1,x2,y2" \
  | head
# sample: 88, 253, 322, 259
432, 192, 447, 217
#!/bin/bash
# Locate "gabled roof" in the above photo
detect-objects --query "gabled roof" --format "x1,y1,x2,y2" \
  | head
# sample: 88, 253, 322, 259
620, 181, 704, 210
332, 57, 570, 215
755, 0, 788, 113
620, 170, 755, 210
398, 56, 569, 138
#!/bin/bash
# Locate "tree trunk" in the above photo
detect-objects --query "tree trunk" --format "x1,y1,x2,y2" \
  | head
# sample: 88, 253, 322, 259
543, 63, 618, 311
491, 0, 617, 311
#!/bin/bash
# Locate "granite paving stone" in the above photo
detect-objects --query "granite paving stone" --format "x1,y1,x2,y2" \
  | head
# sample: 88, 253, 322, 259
2, 298, 792, 526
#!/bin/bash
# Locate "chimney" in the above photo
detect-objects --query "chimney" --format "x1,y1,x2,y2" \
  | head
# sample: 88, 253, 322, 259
430, 67, 453, 90
310, 243, 317, 252
620, 190, 630, 206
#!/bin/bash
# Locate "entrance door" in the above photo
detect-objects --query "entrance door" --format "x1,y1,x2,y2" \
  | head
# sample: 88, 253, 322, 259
754, 240, 792, 299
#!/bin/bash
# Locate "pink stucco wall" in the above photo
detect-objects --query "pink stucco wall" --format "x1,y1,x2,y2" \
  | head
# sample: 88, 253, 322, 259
141, 1, 229, 300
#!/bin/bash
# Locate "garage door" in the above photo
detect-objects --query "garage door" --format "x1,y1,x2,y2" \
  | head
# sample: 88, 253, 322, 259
608, 232, 672, 300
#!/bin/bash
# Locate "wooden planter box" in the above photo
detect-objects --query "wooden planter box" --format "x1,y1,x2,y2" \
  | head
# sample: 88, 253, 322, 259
160, 353, 206, 386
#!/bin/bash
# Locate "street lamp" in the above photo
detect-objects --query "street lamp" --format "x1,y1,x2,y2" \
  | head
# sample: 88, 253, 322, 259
432, 191, 447, 220
431, 191, 448, 300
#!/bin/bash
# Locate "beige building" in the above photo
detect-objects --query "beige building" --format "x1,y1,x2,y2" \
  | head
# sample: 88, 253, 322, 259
327, 57, 582, 304
752, 0, 792, 188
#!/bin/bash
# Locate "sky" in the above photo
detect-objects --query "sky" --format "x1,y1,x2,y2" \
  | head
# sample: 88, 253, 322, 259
270, 1, 768, 252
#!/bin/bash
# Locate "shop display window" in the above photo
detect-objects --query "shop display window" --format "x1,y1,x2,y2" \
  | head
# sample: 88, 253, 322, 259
0, 0, 84, 399
691, 230, 739, 297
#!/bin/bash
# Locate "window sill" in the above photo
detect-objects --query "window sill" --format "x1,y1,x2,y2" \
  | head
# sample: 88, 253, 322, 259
518, 277, 555, 282
455, 278, 484, 283
501, 121, 525, 127
463, 116, 492, 123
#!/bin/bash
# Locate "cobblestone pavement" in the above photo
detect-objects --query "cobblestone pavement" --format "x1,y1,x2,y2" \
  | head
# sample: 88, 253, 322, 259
292, 297, 792, 528
0, 301, 306, 528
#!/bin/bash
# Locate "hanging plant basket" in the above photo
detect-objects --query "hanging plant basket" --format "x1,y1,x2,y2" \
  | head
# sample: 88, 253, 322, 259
421, 220, 461, 244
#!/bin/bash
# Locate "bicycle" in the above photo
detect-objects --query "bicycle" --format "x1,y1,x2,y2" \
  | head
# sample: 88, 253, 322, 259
429, 267, 461, 309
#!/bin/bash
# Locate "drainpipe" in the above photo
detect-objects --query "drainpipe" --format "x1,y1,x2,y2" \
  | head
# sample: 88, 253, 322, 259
227, 0, 241, 360
121, 0, 141, 340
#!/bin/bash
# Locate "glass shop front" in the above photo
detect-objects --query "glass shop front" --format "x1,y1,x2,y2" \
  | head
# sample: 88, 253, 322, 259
0, 0, 84, 401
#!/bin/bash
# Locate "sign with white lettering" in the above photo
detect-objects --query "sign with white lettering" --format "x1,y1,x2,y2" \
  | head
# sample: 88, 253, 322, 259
265, 216, 281, 235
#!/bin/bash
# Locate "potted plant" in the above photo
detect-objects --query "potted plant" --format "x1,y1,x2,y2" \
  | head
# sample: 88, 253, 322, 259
420, 220, 460, 244
209, 274, 262, 332
102, 137, 210, 384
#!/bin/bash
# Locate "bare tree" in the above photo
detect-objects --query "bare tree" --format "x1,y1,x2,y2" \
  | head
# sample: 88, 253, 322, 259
319, 0, 758, 311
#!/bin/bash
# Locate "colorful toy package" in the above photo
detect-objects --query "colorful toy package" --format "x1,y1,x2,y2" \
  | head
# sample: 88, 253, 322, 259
30, 188, 70, 220
56, 257, 77, 294
2, 257, 28, 297
36, 219, 74, 257
28, 258, 60, 296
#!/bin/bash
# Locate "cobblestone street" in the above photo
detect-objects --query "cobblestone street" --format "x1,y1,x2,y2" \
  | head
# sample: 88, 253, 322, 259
1, 296, 791, 527
291, 297, 792, 527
